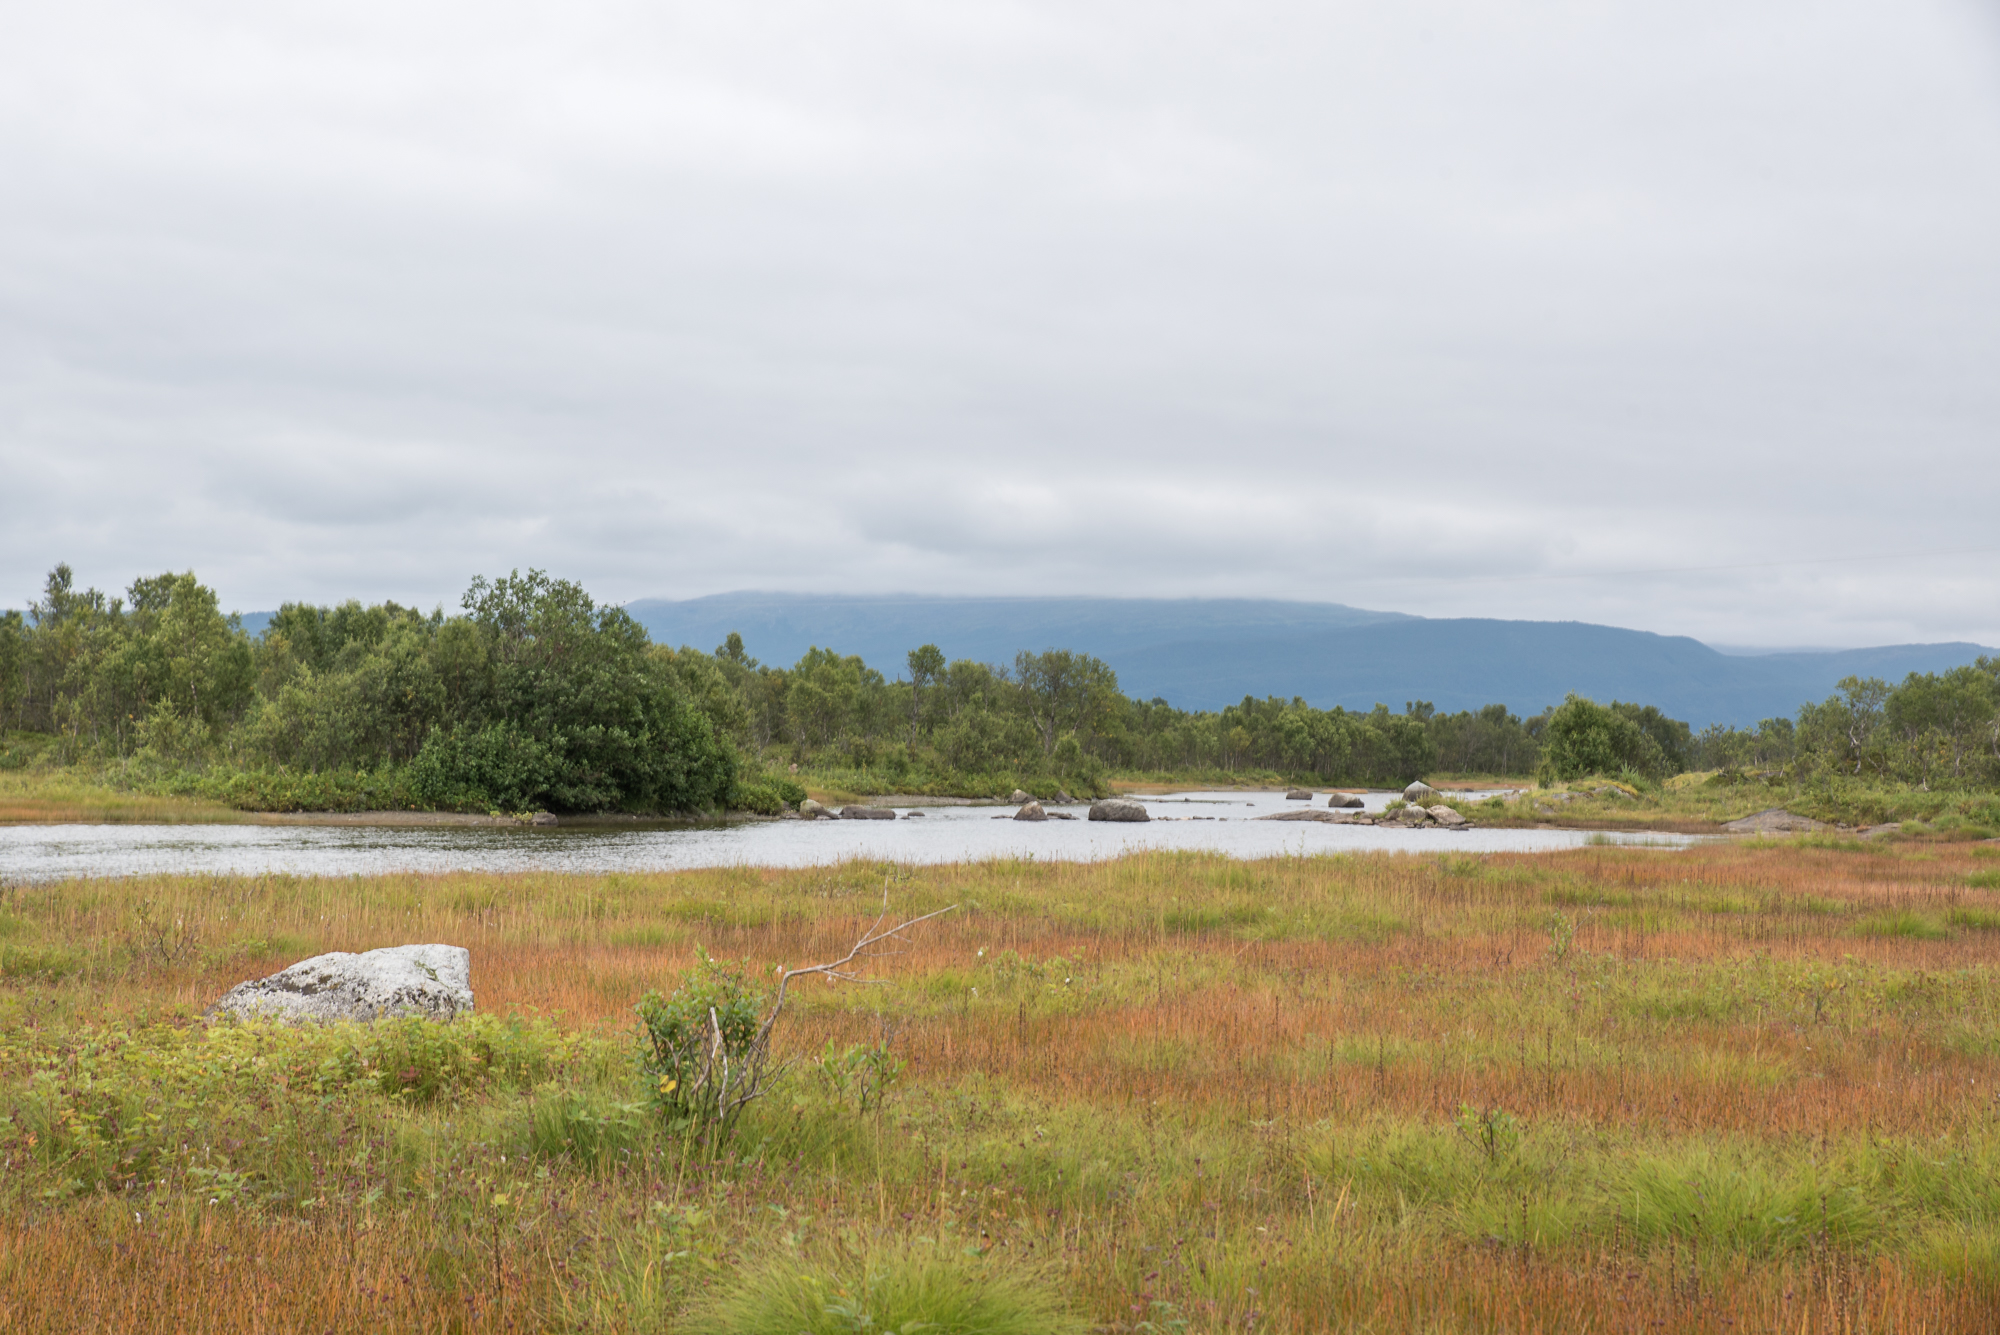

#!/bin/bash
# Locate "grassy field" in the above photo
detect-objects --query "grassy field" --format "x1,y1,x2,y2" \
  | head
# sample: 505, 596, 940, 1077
5, 840, 2000, 1331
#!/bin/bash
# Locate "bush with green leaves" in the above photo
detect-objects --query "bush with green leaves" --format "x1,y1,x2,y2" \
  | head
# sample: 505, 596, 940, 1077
634, 950, 771, 1132
1538, 694, 1675, 782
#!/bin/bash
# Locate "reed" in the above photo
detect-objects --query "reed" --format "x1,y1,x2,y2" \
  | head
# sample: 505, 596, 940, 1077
4, 840, 1999, 1331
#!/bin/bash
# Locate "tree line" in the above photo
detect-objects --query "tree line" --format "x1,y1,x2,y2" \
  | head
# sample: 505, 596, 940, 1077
3, 564, 1995, 810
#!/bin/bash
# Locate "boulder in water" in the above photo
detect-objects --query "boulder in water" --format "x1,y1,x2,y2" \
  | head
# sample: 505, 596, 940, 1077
1328, 794, 1365, 809
840, 806, 897, 820
1285, 788, 1314, 800
1088, 798, 1150, 823
1014, 800, 1047, 821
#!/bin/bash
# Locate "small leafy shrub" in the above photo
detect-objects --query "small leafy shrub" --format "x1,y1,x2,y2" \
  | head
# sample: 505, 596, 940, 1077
635, 950, 769, 1131
686, 1240, 1083, 1335
1453, 1102, 1520, 1163
813, 1039, 904, 1113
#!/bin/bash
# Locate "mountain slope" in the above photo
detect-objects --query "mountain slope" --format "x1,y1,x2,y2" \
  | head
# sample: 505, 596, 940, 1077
612, 592, 1991, 727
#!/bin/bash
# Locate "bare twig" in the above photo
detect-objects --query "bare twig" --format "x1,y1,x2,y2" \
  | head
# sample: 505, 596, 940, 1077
752, 888, 958, 1053
675, 886, 956, 1135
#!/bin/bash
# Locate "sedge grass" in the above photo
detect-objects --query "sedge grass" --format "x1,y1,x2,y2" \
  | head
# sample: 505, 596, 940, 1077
4, 841, 2000, 1331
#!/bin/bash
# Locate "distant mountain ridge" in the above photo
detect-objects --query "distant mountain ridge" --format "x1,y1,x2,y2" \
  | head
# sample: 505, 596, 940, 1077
620, 592, 1995, 728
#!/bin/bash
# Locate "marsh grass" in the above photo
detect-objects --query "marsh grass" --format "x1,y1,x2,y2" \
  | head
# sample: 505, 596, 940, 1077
686, 1238, 1085, 1335
5, 842, 2000, 1330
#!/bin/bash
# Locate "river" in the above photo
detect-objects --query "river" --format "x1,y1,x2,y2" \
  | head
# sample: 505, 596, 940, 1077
0, 789, 1702, 880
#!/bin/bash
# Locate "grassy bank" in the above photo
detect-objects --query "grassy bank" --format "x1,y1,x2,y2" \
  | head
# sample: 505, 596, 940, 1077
1428, 773, 2000, 839
5, 841, 2000, 1330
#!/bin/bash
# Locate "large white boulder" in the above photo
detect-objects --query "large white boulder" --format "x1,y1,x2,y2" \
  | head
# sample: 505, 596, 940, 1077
208, 944, 473, 1023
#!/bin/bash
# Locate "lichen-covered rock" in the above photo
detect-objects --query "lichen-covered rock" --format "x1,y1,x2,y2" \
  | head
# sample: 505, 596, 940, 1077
208, 945, 472, 1024
1088, 798, 1150, 823
799, 798, 828, 818
1428, 805, 1467, 827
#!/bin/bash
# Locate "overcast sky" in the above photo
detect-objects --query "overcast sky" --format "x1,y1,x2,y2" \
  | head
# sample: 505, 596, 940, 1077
3, 1, 1998, 649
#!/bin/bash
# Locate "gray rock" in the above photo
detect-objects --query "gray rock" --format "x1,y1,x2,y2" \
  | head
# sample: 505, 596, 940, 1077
530, 812, 558, 826
1427, 805, 1467, 827
1008, 789, 1031, 804
840, 805, 897, 820
905, 810, 927, 818
1258, 809, 1354, 823
1088, 798, 1151, 823
1054, 790, 1074, 804
1403, 781, 1439, 804
1722, 808, 1830, 834
1014, 800, 1048, 821
1328, 794, 1365, 809
799, 798, 828, 818
208, 944, 473, 1024
1394, 806, 1432, 824
1285, 788, 1314, 800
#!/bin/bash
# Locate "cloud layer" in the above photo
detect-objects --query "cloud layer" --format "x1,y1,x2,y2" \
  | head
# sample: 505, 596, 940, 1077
3, 1, 1998, 647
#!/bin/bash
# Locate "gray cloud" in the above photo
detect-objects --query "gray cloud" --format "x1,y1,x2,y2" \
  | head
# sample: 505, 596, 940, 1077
3, 0, 1998, 648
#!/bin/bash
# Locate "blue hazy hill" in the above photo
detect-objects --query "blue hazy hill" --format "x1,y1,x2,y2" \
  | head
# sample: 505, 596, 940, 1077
623, 593, 1410, 674
622, 592, 1993, 728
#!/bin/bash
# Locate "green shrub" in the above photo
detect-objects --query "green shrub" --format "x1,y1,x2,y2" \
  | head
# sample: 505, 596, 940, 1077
685, 1240, 1084, 1335
731, 775, 806, 814
635, 950, 769, 1130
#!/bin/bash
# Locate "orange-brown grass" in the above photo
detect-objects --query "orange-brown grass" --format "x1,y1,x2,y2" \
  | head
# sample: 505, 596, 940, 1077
5, 841, 2000, 1331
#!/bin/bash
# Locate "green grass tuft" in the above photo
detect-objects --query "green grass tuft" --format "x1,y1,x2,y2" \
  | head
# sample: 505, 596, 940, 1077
684, 1239, 1085, 1335
1853, 910, 1952, 940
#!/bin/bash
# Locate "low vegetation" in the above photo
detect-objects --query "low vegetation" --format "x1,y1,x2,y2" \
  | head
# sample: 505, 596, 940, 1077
5, 839, 2000, 1330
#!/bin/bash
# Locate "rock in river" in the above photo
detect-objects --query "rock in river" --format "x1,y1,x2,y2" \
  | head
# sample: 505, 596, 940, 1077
1014, 800, 1048, 821
799, 798, 829, 819
1403, 781, 1440, 804
1328, 794, 1365, 808
840, 805, 897, 820
1285, 788, 1314, 800
1088, 798, 1150, 823
208, 944, 473, 1023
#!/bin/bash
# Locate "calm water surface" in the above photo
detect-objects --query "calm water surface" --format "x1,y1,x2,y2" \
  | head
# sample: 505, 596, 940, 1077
0, 790, 1702, 880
